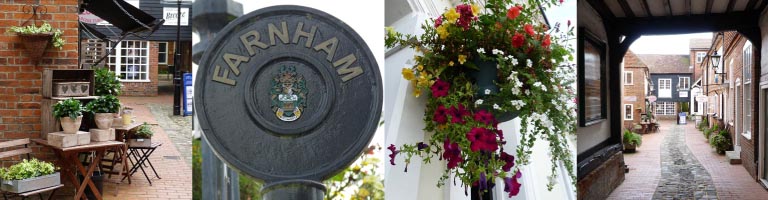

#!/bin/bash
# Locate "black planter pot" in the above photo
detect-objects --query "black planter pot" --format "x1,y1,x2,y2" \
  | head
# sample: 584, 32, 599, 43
78, 171, 104, 199
467, 56, 520, 122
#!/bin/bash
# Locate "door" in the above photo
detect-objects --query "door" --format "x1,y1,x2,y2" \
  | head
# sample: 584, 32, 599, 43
658, 79, 672, 98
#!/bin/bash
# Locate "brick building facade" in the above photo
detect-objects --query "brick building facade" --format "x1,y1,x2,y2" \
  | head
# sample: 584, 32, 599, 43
622, 51, 650, 128
0, 0, 79, 162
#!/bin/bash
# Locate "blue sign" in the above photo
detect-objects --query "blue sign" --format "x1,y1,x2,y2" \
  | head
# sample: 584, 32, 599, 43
183, 73, 193, 116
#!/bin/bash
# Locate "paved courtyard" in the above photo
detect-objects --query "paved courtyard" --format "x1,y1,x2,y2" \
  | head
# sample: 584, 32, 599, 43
608, 120, 768, 200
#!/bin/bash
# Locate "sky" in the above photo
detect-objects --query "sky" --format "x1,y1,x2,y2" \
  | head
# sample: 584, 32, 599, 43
629, 32, 713, 55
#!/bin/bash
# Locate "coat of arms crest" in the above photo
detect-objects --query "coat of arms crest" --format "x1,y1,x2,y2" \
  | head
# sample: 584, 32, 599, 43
271, 65, 307, 121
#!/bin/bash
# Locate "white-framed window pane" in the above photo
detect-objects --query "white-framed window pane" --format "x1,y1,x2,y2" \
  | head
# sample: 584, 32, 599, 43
659, 79, 672, 98
696, 52, 706, 63
625, 71, 633, 85
107, 40, 150, 82
624, 104, 633, 120
679, 77, 689, 90
656, 102, 675, 115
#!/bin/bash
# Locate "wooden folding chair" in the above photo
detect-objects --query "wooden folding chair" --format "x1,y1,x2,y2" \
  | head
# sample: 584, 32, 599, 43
0, 139, 64, 200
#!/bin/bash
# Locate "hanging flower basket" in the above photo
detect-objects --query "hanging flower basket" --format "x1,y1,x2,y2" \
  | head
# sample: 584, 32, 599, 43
386, 0, 576, 197
18, 33, 53, 64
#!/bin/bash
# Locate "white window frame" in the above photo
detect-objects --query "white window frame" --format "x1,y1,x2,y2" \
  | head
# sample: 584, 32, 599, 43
624, 71, 633, 85
696, 52, 706, 63
656, 102, 675, 115
158, 42, 168, 64
743, 42, 753, 139
624, 104, 633, 120
107, 40, 151, 82
678, 77, 689, 90
659, 79, 672, 98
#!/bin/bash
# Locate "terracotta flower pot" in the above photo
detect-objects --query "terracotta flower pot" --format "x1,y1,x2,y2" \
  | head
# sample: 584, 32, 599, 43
94, 113, 115, 129
60, 116, 83, 134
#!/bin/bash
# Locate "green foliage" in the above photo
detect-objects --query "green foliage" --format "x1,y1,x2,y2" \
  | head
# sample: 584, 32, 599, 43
705, 124, 719, 140
134, 122, 154, 138
0, 159, 57, 181
679, 102, 689, 113
86, 95, 121, 113
623, 129, 642, 147
698, 117, 708, 130
192, 139, 201, 200
52, 98, 83, 119
324, 146, 384, 200
710, 129, 732, 154
7, 22, 65, 49
94, 67, 122, 96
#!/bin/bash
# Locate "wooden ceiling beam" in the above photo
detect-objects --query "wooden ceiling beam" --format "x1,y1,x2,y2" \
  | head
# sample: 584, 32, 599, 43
706, 0, 714, 14
613, 11, 759, 35
686, 0, 692, 15
666, 0, 673, 16
746, 0, 759, 11
726, 0, 736, 13
643, 0, 653, 17
618, 0, 635, 17
586, 0, 616, 20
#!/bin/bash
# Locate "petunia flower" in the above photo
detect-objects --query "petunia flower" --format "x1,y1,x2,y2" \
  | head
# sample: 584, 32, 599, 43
507, 5, 521, 20
500, 152, 515, 172
417, 142, 428, 150
503, 172, 522, 197
430, 79, 450, 98
473, 110, 495, 125
388, 144, 398, 165
448, 105, 468, 124
434, 16, 443, 28
442, 139, 463, 169
433, 105, 449, 124
511, 33, 525, 48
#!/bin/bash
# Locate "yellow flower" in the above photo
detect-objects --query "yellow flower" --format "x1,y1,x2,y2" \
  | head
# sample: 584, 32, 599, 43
436, 25, 449, 39
417, 64, 424, 71
413, 87, 422, 97
471, 4, 480, 16
357, 188, 370, 197
385, 26, 396, 37
458, 55, 467, 65
445, 8, 459, 24
417, 73, 430, 87
402, 68, 415, 80
449, 61, 455, 66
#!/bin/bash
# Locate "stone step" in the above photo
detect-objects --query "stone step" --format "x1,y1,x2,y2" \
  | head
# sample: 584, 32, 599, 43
725, 150, 741, 164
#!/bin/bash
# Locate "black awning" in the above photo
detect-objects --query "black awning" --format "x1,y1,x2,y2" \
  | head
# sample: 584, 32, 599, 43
79, 23, 106, 40
81, 0, 164, 35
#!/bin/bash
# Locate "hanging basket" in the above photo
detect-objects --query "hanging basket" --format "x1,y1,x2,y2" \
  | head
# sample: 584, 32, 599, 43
467, 56, 520, 122
17, 33, 53, 64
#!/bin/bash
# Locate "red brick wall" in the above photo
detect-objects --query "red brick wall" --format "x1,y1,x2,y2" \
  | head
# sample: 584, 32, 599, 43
623, 51, 648, 128
0, 1, 79, 162
121, 41, 159, 96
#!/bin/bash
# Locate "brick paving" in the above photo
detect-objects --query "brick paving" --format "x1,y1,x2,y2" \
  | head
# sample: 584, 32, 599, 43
93, 94, 192, 200
608, 120, 768, 200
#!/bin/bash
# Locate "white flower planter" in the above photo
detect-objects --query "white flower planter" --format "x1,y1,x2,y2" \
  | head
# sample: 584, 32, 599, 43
59, 116, 83, 134
94, 113, 114, 129
0, 172, 60, 193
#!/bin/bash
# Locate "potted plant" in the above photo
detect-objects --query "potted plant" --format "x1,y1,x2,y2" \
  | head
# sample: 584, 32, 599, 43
52, 98, 84, 134
386, 0, 575, 196
94, 67, 122, 96
6, 22, 65, 63
129, 122, 153, 147
86, 95, 121, 129
710, 129, 732, 154
0, 159, 60, 193
622, 130, 642, 153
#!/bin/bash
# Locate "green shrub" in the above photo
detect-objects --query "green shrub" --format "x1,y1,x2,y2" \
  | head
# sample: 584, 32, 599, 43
86, 95, 121, 113
0, 159, 57, 180
710, 129, 732, 154
52, 98, 83, 119
7, 22, 65, 49
623, 129, 642, 147
698, 117, 709, 130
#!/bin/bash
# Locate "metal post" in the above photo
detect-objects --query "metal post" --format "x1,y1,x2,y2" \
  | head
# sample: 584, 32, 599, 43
201, 135, 239, 200
173, 0, 182, 115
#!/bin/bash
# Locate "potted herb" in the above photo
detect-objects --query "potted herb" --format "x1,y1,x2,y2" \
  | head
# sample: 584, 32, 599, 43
386, 0, 575, 196
0, 159, 60, 193
6, 22, 65, 63
52, 98, 84, 134
622, 130, 642, 153
86, 95, 121, 129
710, 129, 732, 154
129, 122, 154, 147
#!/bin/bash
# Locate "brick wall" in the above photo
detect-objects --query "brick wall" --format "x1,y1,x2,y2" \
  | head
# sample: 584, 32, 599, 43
0, 0, 79, 162
623, 51, 648, 128
121, 41, 159, 96
577, 151, 625, 200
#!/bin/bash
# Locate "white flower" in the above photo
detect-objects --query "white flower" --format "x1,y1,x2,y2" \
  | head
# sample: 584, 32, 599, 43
526, 59, 533, 68
510, 100, 526, 110
511, 57, 519, 66
492, 49, 504, 55
484, 89, 491, 95
475, 99, 484, 105
477, 48, 486, 54
493, 104, 500, 110
525, 90, 530, 95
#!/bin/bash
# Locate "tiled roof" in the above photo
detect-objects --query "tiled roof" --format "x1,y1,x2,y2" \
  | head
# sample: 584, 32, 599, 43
636, 54, 691, 74
689, 38, 711, 49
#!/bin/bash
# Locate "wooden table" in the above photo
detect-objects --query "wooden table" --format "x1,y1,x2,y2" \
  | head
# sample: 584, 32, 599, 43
32, 139, 128, 200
